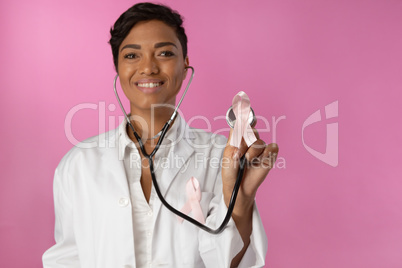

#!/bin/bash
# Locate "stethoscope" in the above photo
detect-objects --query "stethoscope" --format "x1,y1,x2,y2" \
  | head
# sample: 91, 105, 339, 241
113, 66, 256, 234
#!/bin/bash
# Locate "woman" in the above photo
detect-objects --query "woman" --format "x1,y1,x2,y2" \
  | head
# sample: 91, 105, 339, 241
43, 2, 278, 267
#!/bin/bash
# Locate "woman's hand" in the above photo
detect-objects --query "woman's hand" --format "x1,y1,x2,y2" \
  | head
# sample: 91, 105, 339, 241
222, 128, 279, 215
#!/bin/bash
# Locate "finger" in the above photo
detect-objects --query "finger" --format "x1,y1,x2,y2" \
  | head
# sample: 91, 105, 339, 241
267, 142, 279, 155
241, 128, 268, 161
223, 128, 236, 158
229, 126, 265, 159
224, 128, 248, 161
260, 143, 279, 169
244, 139, 265, 162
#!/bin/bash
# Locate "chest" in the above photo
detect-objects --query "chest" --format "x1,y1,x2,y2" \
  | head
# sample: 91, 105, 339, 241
140, 156, 153, 202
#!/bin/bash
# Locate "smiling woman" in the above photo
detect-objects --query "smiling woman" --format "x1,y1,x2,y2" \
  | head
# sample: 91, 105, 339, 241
42, 2, 278, 268
118, 20, 188, 118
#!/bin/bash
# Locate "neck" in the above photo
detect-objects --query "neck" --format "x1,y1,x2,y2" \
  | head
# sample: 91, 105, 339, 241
127, 104, 176, 144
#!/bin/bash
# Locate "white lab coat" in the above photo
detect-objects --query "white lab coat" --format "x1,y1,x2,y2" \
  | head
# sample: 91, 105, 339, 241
43, 115, 267, 268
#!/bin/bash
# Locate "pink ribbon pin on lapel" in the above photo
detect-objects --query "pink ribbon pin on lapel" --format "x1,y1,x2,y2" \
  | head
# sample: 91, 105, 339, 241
177, 177, 205, 224
229, 91, 257, 148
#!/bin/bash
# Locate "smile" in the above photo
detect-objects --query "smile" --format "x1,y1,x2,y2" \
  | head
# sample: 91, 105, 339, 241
137, 82, 163, 88
135, 80, 165, 94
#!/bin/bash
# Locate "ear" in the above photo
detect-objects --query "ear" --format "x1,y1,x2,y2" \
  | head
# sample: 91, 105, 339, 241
183, 57, 190, 80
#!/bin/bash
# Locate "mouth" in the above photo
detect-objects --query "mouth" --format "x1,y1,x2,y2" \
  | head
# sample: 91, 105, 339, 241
135, 79, 165, 93
136, 82, 164, 88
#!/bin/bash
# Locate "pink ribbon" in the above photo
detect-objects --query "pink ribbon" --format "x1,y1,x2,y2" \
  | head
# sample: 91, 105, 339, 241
230, 91, 257, 148
177, 177, 205, 224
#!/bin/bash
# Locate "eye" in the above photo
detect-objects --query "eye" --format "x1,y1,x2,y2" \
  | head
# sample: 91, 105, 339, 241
159, 51, 175, 57
124, 53, 138, 59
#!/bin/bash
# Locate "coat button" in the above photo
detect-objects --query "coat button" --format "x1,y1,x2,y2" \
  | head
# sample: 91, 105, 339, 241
119, 197, 129, 207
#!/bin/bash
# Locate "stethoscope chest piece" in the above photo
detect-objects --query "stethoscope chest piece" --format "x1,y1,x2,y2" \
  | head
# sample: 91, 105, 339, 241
226, 106, 256, 128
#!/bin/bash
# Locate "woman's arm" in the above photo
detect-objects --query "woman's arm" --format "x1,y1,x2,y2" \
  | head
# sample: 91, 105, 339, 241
227, 200, 253, 267
222, 129, 279, 267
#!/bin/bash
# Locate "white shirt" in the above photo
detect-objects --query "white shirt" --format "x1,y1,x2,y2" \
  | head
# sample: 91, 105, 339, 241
43, 115, 268, 268
121, 118, 177, 267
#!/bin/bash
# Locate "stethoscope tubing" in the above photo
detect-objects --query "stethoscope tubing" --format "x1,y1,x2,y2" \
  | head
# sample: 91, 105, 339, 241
113, 66, 246, 234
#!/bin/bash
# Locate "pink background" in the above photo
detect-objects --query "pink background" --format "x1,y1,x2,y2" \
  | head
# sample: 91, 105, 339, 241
1, 0, 401, 267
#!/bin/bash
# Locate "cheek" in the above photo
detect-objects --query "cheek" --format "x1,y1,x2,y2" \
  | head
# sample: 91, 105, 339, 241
173, 66, 186, 83
172, 72, 185, 91
118, 64, 135, 83
117, 65, 135, 98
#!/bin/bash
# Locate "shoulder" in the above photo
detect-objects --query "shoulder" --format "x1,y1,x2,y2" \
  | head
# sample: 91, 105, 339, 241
56, 128, 119, 174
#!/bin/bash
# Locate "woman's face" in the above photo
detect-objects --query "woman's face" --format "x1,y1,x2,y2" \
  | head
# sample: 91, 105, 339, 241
118, 20, 188, 112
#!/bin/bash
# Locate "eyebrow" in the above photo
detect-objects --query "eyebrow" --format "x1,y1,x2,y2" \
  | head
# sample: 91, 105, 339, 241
154, 42, 177, 49
120, 42, 177, 52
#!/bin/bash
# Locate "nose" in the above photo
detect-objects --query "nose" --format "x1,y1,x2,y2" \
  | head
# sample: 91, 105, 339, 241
139, 56, 159, 75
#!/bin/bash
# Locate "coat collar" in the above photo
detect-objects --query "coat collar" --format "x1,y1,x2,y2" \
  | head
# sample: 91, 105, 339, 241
117, 114, 195, 160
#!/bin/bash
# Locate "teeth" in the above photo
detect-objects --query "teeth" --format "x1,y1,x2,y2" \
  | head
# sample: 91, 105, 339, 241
138, 82, 162, 88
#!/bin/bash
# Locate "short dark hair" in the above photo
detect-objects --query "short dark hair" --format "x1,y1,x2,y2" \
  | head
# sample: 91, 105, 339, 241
109, 2, 188, 72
